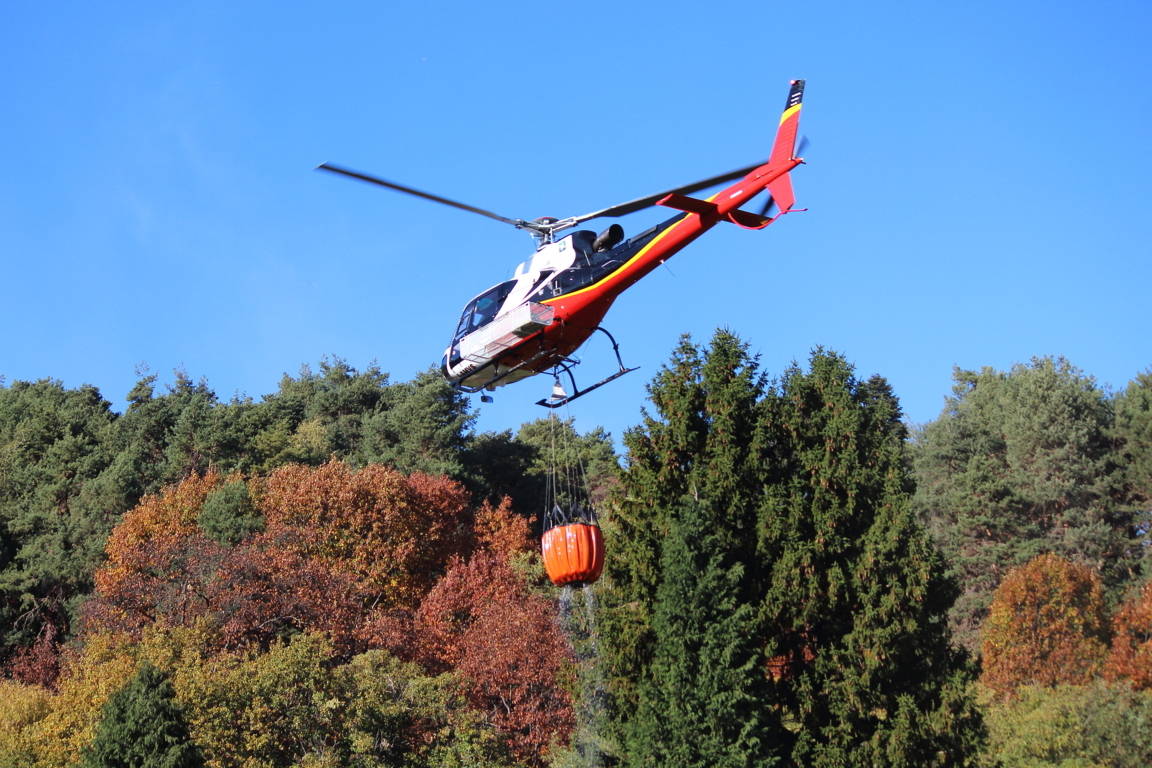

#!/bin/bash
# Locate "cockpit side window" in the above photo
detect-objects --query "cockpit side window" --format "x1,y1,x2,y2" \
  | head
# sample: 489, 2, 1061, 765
454, 280, 517, 342
528, 269, 554, 297
538, 232, 628, 299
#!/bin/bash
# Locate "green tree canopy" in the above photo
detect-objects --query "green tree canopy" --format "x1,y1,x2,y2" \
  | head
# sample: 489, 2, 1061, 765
81, 660, 203, 768
0, 379, 117, 651
983, 681, 1152, 768
912, 357, 1137, 649
599, 333, 985, 767
1113, 369, 1152, 576
196, 479, 263, 546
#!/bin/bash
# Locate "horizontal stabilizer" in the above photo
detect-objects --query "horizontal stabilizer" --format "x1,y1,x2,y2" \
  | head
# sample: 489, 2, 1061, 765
727, 209, 772, 229
657, 192, 718, 216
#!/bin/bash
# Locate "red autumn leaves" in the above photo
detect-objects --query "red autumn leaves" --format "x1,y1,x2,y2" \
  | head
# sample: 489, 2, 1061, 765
84, 460, 574, 762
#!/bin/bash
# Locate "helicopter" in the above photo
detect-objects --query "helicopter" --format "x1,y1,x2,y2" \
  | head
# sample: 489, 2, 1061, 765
319, 79, 807, 407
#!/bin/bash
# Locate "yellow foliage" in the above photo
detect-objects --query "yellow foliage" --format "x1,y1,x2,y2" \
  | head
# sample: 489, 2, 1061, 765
0, 625, 217, 768
175, 632, 337, 768
24, 633, 138, 767
0, 680, 51, 765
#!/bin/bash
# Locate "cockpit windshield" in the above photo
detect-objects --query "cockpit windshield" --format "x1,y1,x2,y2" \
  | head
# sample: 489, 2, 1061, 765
454, 280, 517, 341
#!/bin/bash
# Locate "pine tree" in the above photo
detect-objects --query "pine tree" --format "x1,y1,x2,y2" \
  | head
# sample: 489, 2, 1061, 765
82, 661, 203, 768
196, 478, 264, 545
1114, 370, 1152, 577
0, 379, 117, 655
911, 358, 1136, 650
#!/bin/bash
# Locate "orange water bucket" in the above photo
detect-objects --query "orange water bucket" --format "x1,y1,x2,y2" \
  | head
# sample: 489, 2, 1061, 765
541, 522, 604, 586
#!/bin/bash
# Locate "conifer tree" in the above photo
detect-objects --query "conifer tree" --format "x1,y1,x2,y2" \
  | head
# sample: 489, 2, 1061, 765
1114, 370, 1152, 575
626, 497, 778, 768
912, 358, 1135, 649
600, 334, 985, 767
759, 351, 983, 765
81, 661, 203, 768
599, 332, 764, 744
0, 379, 117, 655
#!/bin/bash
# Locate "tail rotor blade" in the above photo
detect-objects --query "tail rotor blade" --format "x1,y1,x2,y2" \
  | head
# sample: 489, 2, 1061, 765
759, 193, 777, 218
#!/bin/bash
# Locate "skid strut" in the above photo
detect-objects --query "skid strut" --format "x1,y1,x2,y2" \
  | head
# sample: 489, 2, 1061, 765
536, 327, 639, 409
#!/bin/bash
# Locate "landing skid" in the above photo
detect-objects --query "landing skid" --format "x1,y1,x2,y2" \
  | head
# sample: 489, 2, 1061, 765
536, 327, 639, 409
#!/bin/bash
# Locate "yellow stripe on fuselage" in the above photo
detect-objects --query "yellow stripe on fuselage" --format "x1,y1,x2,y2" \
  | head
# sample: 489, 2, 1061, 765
779, 103, 802, 125
541, 185, 737, 305
541, 213, 696, 305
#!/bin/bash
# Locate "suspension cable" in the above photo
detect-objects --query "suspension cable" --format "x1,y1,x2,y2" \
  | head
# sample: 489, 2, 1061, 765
542, 386, 597, 529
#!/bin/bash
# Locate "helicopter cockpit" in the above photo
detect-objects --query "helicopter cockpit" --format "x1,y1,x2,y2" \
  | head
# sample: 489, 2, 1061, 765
453, 227, 625, 341
527, 226, 628, 302
443, 224, 631, 376
453, 279, 517, 342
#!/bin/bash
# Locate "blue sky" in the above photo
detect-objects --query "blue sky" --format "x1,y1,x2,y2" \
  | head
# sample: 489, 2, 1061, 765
3, 1, 1150, 446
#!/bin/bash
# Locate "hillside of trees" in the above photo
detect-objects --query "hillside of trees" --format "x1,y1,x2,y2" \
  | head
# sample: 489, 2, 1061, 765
1, 336, 1150, 767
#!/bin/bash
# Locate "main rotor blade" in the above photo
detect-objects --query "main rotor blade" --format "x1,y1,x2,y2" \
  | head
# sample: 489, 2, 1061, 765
316, 162, 523, 227
570, 160, 766, 224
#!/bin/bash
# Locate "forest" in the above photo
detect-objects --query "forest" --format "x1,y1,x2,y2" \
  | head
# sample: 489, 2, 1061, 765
1, 331, 1151, 767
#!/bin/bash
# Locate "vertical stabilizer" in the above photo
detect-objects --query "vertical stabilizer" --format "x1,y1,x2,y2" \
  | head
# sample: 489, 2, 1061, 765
765, 79, 805, 212
769, 79, 805, 166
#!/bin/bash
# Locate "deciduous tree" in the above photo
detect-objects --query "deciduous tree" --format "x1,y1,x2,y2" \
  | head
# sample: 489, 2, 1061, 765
1104, 580, 1152, 689
981, 553, 1109, 695
259, 460, 473, 613
983, 680, 1152, 768
88, 462, 475, 654
408, 554, 574, 765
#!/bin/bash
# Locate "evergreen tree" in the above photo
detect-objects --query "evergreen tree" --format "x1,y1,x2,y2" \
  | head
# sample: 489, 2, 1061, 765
626, 497, 778, 768
1114, 370, 1152, 576
761, 350, 983, 766
600, 334, 985, 767
82, 661, 203, 768
355, 368, 474, 477
911, 357, 1136, 649
0, 379, 117, 654
196, 479, 264, 545
599, 333, 761, 742
461, 416, 619, 524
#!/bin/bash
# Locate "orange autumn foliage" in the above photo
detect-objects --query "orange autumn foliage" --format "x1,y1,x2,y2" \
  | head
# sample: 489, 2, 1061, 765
259, 461, 472, 611
981, 553, 1109, 696
472, 496, 534, 562
91, 472, 227, 633
1104, 580, 1152, 689
87, 462, 474, 654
